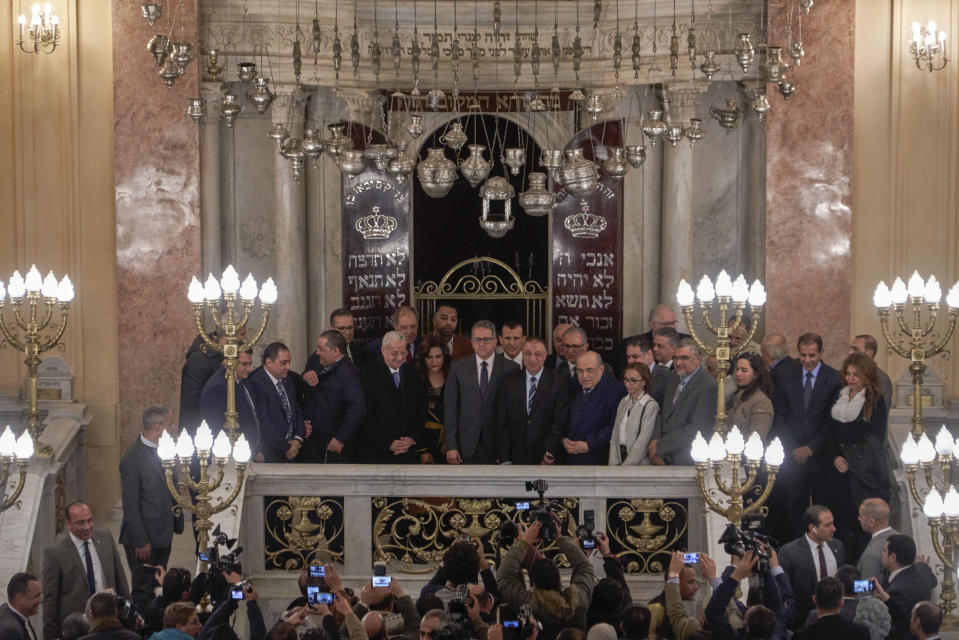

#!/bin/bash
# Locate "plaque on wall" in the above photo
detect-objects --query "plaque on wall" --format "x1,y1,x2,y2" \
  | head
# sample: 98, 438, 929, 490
342, 169, 412, 342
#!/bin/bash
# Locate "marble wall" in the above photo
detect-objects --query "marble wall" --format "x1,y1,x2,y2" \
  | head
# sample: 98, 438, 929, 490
113, 0, 202, 448
765, 1, 855, 367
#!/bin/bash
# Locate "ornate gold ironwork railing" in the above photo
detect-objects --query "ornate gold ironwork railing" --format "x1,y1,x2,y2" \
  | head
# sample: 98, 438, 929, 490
413, 257, 549, 341
605, 498, 689, 574
264, 496, 345, 570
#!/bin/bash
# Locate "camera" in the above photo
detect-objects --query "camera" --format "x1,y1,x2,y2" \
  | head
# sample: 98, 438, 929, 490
115, 596, 143, 632
230, 587, 245, 600
447, 584, 475, 621
854, 580, 874, 595
199, 524, 244, 575
307, 586, 336, 604
372, 561, 392, 587
500, 604, 537, 640
309, 565, 326, 578
525, 479, 562, 542
577, 509, 597, 552
718, 523, 770, 560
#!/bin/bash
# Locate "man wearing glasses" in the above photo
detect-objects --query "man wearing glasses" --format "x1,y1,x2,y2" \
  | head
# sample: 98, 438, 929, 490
328, 308, 367, 367
444, 320, 520, 464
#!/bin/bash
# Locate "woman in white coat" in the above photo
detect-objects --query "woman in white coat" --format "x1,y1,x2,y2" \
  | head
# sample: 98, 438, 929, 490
608, 363, 661, 465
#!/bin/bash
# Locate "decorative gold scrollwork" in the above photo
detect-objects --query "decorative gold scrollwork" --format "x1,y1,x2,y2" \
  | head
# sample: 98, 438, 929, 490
372, 497, 579, 573
264, 496, 345, 570
605, 498, 688, 574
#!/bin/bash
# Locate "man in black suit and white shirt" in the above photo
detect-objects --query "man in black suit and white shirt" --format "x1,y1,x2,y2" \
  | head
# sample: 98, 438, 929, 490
872, 534, 938, 640
496, 338, 568, 465
856, 498, 897, 582
793, 577, 869, 640
0, 573, 42, 640
43, 502, 129, 639
768, 333, 842, 541
778, 505, 847, 630
119, 405, 184, 611
329, 308, 368, 367
445, 320, 520, 464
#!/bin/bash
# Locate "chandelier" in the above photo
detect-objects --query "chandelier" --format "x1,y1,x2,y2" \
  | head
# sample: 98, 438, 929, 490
909, 21, 949, 72
17, 3, 61, 54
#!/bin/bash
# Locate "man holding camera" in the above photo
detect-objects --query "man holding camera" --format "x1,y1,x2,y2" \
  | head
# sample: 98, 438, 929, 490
497, 519, 594, 640
81, 592, 142, 640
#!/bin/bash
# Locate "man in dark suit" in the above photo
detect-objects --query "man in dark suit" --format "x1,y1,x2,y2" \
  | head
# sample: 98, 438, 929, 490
544, 323, 571, 370
611, 305, 690, 374
119, 405, 184, 611
43, 502, 130, 639
649, 338, 718, 466
793, 577, 869, 640
562, 351, 625, 465
301, 330, 366, 462
778, 505, 846, 629
768, 333, 842, 541
247, 341, 307, 462
178, 328, 246, 435
496, 337, 569, 464
200, 348, 261, 456
874, 534, 938, 640
0, 573, 42, 640
761, 334, 799, 389
359, 330, 427, 463
431, 304, 473, 359
624, 335, 676, 407
328, 307, 368, 367
445, 320, 520, 464
367, 305, 422, 364
857, 498, 897, 582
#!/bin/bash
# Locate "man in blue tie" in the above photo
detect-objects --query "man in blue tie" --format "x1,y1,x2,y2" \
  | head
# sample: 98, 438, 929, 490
247, 341, 307, 462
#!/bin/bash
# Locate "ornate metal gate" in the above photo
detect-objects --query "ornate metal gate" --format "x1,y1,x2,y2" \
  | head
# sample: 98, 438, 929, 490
413, 257, 549, 340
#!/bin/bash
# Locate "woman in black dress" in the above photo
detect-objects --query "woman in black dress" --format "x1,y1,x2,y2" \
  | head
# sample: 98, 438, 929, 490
415, 335, 451, 463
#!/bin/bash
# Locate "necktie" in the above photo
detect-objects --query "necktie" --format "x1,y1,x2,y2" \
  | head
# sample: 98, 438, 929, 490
803, 371, 813, 412
26, 618, 37, 640
569, 363, 576, 378
480, 361, 489, 397
817, 544, 828, 580
406, 344, 413, 363
393, 370, 401, 389
83, 540, 96, 595
528, 376, 538, 414
346, 345, 354, 362
275, 380, 293, 437
241, 383, 260, 432
673, 380, 686, 404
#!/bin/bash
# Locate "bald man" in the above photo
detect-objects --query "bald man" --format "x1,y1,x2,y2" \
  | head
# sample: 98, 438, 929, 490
857, 498, 897, 582
545, 323, 572, 370
563, 351, 626, 465
762, 334, 798, 388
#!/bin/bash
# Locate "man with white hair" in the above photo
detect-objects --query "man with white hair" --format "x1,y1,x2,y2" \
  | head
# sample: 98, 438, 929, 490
359, 331, 426, 463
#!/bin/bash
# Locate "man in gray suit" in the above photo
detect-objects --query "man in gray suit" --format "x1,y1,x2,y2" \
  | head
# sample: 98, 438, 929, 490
0, 573, 42, 640
445, 320, 520, 464
857, 497, 897, 582
43, 502, 129, 640
119, 404, 184, 611
648, 338, 718, 466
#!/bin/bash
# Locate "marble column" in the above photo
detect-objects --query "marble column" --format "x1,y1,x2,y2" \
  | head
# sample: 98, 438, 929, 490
200, 87, 223, 276
660, 83, 707, 330
272, 91, 309, 369
741, 82, 766, 285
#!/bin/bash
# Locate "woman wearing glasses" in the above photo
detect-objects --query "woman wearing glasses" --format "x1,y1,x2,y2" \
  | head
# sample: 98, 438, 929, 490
608, 363, 660, 465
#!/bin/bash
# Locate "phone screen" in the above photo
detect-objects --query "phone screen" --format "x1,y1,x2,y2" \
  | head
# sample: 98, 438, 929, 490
316, 592, 335, 604
307, 585, 320, 604
230, 588, 244, 600
309, 565, 325, 578
372, 576, 392, 588
515, 502, 530, 511
581, 539, 596, 550
683, 553, 700, 564
854, 580, 874, 594
198, 553, 210, 563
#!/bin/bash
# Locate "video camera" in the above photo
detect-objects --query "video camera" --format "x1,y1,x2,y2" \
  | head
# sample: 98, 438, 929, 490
524, 479, 562, 542
198, 524, 244, 575
500, 604, 538, 640
718, 523, 770, 561
115, 595, 144, 632
447, 583, 475, 621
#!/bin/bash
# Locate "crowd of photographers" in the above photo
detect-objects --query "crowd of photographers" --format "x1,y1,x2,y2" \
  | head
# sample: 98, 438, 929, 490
5, 490, 944, 640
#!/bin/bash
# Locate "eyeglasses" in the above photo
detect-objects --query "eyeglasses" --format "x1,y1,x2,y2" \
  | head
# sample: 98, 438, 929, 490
471, 336, 495, 343
674, 355, 693, 361
624, 377, 643, 384
564, 342, 586, 350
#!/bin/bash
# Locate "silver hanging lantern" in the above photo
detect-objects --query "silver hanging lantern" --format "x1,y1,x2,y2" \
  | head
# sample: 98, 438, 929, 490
683, 119, 705, 148
751, 91, 771, 120
237, 61, 257, 82
147, 34, 171, 66
700, 50, 720, 79
602, 146, 629, 179
325, 123, 353, 159
220, 94, 241, 127
640, 110, 668, 147
281, 137, 307, 182
664, 123, 684, 147
159, 59, 180, 88
625, 144, 646, 168
302, 129, 326, 168
560, 148, 599, 198
388, 140, 415, 176
248, 77, 275, 114
206, 49, 224, 81
459, 144, 493, 188
417, 147, 457, 198
172, 42, 194, 75
268, 123, 289, 149
338, 149, 368, 176
503, 148, 526, 176
585, 93, 604, 121
364, 144, 399, 171
540, 149, 563, 179
479, 177, 516, 238
734, 33, 755, 74
141, 3, 162, 26
762, 46, 790, 83
788, 42, 805, 66
799, 0, 813, 14
519, 172, 555, 217
778, 79, 796, 100
407, 114, 424, 138
439, 122, 468, 151
186, 98, 204, 124
710, 99, 742, 132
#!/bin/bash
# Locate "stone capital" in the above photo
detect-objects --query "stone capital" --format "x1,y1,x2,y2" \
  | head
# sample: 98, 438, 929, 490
663, 81, 709, 122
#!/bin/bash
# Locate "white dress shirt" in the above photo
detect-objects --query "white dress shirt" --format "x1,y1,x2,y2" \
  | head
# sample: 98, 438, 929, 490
805, 534, 837, 579
69, 531, 104, 592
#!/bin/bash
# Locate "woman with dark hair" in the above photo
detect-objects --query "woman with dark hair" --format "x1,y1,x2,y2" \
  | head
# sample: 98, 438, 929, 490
415, 335, 451, 464
728, 352, 774, 439
608, 363, 660, 465
826, 352, 889, 556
